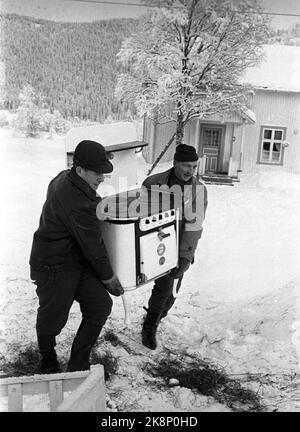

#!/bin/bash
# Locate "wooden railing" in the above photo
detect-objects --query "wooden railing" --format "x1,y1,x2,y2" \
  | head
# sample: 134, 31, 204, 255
0, 364, 106, 412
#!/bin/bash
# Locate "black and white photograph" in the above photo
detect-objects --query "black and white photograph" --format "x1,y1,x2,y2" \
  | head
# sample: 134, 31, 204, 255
0, 0, 300, 415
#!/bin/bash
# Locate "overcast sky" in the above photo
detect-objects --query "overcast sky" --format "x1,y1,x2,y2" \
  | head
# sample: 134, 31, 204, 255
0, 0, 299, 28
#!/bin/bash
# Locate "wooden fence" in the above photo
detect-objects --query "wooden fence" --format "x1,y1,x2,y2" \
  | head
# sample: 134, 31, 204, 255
0, 364, 106, 412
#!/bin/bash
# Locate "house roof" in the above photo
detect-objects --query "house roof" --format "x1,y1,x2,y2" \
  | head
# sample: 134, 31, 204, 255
241, 44, 300, 92
240, 107, 256, 124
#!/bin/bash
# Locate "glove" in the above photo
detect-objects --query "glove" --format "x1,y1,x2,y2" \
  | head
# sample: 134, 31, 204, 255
102, 274, 124, 297
170, 257, 190, 279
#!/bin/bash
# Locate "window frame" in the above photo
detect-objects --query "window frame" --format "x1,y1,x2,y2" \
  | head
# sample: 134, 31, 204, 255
257, 125, 287, 166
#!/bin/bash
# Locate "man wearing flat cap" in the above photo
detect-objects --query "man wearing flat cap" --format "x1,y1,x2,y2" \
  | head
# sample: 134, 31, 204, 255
141, 144, 208, 350
29, 140, 124, 373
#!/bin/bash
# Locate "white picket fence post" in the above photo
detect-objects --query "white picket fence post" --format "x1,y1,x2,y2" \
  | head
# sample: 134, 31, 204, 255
0, 365, 106, 412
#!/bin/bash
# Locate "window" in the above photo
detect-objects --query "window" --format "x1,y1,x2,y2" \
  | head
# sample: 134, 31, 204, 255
258, 126, 286, 165
203, 129, 221, 146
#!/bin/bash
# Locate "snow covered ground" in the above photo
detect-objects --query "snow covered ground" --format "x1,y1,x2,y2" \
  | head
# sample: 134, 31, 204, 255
0, 127, 300, 412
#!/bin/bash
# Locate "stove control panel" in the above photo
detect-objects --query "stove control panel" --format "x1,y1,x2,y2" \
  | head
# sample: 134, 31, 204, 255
139, 210, 176, 231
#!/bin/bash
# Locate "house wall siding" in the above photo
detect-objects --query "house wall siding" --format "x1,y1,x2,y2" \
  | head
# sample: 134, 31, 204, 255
143, 91, 300, 175
143, 116, 242, 171
242, 90, 300, 174
184, 118, 198, 147
143, 118, 176, 163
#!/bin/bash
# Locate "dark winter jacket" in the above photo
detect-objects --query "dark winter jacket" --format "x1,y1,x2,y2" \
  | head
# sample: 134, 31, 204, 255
29, 168, 114, 280
142, 168, 208, 262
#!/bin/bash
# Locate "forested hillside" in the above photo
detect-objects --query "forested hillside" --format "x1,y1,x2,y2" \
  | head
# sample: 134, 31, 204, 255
269, 22, 300, 46
1, 13, 137, 122
2, 13, 298, 123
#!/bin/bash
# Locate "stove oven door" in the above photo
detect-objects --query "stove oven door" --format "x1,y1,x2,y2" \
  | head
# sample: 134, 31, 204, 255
139, 225, 178, 282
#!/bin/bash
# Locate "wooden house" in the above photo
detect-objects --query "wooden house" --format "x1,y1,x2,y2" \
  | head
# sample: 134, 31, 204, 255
142, 45, 300, 182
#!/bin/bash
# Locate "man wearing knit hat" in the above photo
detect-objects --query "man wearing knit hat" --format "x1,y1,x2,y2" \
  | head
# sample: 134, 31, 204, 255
141, 144, 208, 350
29, 140, 124, 373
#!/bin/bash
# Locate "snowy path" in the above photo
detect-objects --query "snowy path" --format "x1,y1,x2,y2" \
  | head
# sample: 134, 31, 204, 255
1, 128, 300, 411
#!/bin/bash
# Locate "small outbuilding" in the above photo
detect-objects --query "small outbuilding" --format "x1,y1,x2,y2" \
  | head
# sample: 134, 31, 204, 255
65, 121, 147, 193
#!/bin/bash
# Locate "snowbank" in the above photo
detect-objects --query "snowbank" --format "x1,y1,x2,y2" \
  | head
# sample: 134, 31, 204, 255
241, 171, 300, 197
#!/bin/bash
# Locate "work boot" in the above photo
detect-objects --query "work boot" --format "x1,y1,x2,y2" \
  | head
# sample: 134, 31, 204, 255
37, 334, 61, 374
66, 344, 92, 372
143, 306, 168, 320
39, 351, 61, 374
160, 310, 168, 320
141, 310, 161, 350
67, 320, 102, 372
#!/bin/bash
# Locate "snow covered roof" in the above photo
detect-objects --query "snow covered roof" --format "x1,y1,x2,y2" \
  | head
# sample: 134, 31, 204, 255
239, 107, 256, 124
241, 44, 300, 92
65, 121, 145, 153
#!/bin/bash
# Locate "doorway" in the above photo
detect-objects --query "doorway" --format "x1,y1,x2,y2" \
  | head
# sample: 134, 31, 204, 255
200, 125, 225, 173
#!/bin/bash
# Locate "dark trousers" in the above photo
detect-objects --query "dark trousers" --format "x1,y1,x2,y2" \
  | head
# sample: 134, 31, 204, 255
30, 264, 112, 371
148, 273, 183, 318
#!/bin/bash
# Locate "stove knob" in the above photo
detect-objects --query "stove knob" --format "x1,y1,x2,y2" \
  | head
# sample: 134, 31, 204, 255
158, 214, 163, 220
152, 217, 156, 222
165, 212, 169, 218
145, 219, 150, 224
159, 257, 165, 265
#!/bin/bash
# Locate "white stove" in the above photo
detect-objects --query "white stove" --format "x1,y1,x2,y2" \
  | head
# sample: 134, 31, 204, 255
97, 188, 179, 290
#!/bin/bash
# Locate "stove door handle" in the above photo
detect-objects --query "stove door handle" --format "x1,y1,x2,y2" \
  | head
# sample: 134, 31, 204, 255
158, 230, 171, 241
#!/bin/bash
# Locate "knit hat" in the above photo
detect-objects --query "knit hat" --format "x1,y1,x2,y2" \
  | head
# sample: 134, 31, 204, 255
174, 144, 199, 162
73, 140, 113, 174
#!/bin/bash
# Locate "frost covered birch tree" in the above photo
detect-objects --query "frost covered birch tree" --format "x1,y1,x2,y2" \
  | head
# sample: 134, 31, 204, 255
115, 0, 270, 167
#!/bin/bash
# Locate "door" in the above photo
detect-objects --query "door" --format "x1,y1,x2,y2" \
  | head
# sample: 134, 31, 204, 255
201, 126, 223, 173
